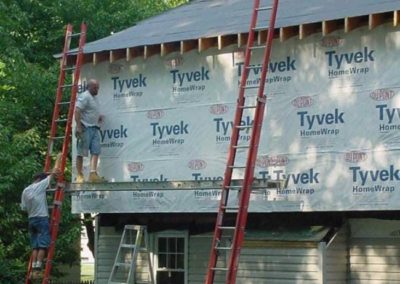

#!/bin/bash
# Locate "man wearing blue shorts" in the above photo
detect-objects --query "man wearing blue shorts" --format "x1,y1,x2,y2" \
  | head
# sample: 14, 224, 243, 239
21, 154, 61, 274
75, 78, 106, 183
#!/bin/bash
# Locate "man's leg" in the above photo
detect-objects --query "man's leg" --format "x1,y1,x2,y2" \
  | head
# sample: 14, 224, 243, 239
88, 128, 106, 182
31, 248, 38, 263
90, 154, 99, 172
36, 248, 47, 268
76, 155, 83, 176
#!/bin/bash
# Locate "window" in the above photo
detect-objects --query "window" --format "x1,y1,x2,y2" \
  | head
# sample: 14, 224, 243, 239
156, 234, 186, 284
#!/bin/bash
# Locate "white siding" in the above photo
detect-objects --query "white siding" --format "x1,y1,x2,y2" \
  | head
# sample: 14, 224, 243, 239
188, 233, 324, 284
325, 225, 349, 284
349, 219, 400, 284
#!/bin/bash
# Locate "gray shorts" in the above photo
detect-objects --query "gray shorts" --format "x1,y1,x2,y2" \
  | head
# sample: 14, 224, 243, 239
77, 126, 101, 157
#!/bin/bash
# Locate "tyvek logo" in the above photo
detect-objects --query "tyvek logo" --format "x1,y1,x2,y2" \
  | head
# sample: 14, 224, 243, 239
209, 104, 229, 115
256, 155, 289, 168
370, 88, 395, 101
147, 110, 165, 119
108, 63, 123, 74
320, 36, 344, 48
164, 56, 184, 69
127, 162, 144, 172
344, 151, 367, 163
291, 96, 313, 108
350, 165, 400, 186
188, 159, 207, 170
100, 125, 128, 149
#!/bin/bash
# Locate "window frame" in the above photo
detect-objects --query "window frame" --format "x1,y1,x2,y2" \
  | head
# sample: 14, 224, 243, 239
154, 230, 188, 284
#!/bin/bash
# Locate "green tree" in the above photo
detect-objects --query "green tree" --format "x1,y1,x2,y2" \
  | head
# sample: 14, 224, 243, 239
0, 0, 187, 282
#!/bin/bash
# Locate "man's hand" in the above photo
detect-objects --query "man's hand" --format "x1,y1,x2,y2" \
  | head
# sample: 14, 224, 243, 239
52, 168, 62, 179
75, 124, 83, 138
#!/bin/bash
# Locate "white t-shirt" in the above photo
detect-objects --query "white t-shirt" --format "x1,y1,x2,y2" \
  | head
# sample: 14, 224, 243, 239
21, 176, 50, 218
76, 90, 100, 127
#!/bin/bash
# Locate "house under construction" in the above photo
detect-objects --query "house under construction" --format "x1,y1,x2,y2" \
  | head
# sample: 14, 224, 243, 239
64, 0, 400, 283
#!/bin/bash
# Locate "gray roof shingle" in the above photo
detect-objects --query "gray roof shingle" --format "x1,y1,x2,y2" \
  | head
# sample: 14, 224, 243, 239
83, 0, 400, 53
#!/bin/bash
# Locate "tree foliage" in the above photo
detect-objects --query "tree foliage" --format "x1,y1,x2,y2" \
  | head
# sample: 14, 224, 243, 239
0, 0, 187, 282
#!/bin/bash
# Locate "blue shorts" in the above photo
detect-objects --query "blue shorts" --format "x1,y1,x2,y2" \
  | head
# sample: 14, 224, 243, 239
77, 125, 101, 157
29, 217, 50, 249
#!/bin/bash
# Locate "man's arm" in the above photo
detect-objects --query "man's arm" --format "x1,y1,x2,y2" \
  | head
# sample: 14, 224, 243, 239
51, 153, 62, 178
75, 107, 83, 137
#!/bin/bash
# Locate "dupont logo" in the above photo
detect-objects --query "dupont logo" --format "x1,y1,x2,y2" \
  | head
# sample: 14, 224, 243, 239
147, 110, 165, 119
209, 104, 229, 115
108, 63, 123, 74
127, 162, 144, 172
291, 96, 313, 108
256, 155, 288, 168
370, 88, 395, 101
320, 36, 344, 48
164, 56, 184, 69
188, 159, 207, 170
344, 151, 367, 163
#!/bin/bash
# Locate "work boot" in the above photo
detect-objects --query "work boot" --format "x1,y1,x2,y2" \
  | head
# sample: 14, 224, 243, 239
89, 172, 107, 183
75, 174, 85, 183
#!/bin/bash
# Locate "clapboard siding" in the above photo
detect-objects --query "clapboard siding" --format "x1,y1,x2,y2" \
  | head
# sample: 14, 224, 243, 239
349, 238, 400, 283
325, 226, 349, 283
188, 233, 324, 284
349, 219, 400, 284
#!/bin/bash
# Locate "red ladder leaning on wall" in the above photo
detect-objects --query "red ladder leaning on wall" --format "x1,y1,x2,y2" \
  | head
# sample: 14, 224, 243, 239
205, 1, 279, 283
25, 22, 86, 284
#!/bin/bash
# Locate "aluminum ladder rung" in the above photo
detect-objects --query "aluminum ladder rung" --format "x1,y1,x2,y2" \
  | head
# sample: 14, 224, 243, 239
253, 25, 269, 31
50, 136, 66, 140
63, 66, 76, 71
115, 262, 131, 267
55, 119, 68, 123
58, 101, 71, 105
121, 244, 136, 249
212, 267, 229, 271
233, 145, 250, 149
216, 246, 232, 250
222, 206, 239, 212
256, 6, 272, 11
239, 105, 257, 109
225, 185, 242, 189
242, 85, 260, 89
69, 32, 83, 37
246, 65, 261, 70
61, 83, 76, 88
249, 45, 266, 50
219, 226, 236, 230
236, 125, 252, 130
228, 165, 246, 169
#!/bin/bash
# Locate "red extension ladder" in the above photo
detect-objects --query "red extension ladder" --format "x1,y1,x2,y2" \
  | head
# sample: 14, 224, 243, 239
205, 1, 279, 283
25, 22, 86, 284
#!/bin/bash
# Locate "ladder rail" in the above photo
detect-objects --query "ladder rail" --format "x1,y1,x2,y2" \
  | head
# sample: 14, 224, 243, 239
204, 1, 261, 283
25, 24, 77, 284
44, 24, 73, 172
38, 23, 86, 284
205, 0, 279, 283
227, 2, 279, 282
